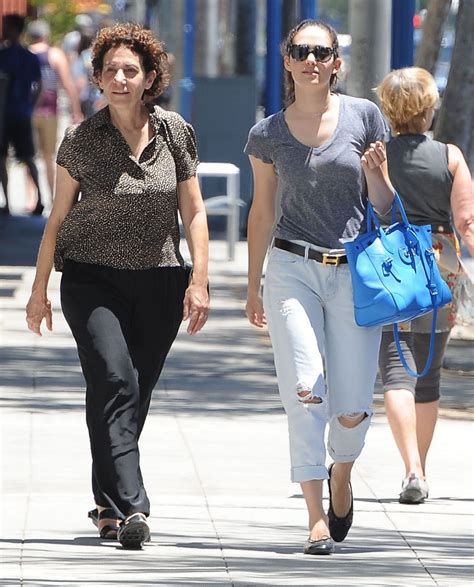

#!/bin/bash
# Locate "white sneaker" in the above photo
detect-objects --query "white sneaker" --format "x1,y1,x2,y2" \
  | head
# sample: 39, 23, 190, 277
399, 473, 429, 504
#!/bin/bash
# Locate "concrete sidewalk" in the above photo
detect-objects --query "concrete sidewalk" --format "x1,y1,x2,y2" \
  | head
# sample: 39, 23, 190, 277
1, 219, 473, 586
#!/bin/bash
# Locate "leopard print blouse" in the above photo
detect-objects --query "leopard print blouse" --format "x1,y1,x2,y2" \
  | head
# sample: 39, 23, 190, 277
54, 105, 198, 271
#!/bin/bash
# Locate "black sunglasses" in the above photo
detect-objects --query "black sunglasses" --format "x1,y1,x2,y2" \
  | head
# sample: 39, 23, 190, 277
288, 44, 335, 63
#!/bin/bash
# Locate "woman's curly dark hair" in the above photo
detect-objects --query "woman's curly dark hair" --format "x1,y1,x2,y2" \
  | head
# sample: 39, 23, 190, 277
91, 23, 169, 98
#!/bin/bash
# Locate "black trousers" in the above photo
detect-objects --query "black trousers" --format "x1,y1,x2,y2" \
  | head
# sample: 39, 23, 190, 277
61, 260, 189, 518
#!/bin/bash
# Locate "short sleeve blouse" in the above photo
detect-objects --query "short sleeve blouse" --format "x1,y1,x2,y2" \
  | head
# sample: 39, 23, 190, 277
54, 105, 198, 271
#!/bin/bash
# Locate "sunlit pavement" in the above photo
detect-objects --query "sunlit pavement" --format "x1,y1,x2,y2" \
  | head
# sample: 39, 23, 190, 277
1, 150, 473, 586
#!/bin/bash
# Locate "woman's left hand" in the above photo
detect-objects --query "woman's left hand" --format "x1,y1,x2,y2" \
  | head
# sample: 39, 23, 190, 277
361, 141, 394, 215
183, 283, 209, 335
361, 141, 386, 171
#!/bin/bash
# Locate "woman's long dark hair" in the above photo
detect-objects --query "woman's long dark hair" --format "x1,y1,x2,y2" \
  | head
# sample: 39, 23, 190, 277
280, 19, 339, 105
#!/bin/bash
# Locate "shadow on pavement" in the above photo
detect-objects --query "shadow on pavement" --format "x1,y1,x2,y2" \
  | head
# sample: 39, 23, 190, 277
1, 525, 472, 584
0, 325, 282, 416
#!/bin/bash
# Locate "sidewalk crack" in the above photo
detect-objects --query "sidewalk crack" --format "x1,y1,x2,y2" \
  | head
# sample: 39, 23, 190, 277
19, 411, 34, 586
171, 402, 234, 586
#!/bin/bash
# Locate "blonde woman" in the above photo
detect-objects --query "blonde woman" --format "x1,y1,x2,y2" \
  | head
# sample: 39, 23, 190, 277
377, 67, 473, 504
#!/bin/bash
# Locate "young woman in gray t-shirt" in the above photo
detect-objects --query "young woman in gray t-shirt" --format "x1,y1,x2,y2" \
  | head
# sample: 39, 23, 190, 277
244, 19, 394, 555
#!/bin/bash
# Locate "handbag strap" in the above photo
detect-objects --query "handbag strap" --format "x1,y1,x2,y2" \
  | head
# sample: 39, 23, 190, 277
393, 308, 438, 378
385, 191, 441, 378
392, 228, 441, 378
366, 192, 408, 233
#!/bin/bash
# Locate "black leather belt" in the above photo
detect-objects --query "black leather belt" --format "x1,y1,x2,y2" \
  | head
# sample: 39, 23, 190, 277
274, 238, 348, 266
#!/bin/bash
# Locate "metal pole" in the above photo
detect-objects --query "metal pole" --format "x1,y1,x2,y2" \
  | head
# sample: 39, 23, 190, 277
265, 0, 283, 116
391, 0, 415, 68
134, 0, 146, 23
299, 0, 318, 20
236, 0, 257, 76
180, 0, 196, 121
228, 171, 240, 261
205, 0, 219, 77
347, 0, 392, 101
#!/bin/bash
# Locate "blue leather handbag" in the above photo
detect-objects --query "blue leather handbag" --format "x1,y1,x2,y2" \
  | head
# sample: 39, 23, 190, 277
343, 193, 452, 377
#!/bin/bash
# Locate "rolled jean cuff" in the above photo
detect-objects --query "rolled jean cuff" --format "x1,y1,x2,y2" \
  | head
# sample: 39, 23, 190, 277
327, 410, 373, 463
291, 464, 328, 483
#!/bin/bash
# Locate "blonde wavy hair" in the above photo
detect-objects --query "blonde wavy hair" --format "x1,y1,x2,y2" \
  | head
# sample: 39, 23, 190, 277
376, 67, 439, 134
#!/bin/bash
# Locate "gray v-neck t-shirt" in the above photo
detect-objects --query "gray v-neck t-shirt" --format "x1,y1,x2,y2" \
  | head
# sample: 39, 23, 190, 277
244, 94, 388, 249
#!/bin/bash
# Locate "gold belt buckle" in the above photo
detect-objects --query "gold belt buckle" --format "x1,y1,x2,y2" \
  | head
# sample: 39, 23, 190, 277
322, 253, 340, 266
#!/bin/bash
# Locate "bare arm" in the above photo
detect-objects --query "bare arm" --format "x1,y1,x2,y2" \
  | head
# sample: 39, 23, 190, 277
177, 175, 209, 335
50, 47, 83, 122
246, 155, 278, 328
26, 166, 80, 335
362, 141, 395, 215
448, 144, 474, 256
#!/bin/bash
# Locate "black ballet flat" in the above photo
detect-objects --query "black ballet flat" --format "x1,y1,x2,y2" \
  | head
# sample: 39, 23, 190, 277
327, 463, 354, 542
303, 536, 335, 555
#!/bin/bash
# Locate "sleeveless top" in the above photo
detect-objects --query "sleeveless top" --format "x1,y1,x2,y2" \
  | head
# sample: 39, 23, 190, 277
35, 49, 59, 115
385, 134, 453, 227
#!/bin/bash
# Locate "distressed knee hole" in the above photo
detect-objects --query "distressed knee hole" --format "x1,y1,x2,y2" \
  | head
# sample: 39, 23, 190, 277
338, 412, 367, 428
296, 382, 322, 404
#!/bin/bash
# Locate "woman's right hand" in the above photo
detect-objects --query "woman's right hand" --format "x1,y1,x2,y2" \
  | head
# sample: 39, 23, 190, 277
246, 291, 267, 328
26, 292, 53, 336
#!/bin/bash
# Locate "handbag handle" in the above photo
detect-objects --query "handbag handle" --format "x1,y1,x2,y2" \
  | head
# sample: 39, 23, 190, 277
393, 308, 438, 378
366, 192, 409, 233
366, 192, 422, 256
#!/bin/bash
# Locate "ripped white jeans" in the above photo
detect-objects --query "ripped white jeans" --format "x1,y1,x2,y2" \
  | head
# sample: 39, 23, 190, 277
263, 244, 382, 483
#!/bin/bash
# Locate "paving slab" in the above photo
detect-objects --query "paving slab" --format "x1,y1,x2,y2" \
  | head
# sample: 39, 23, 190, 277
1, 182, 473, 585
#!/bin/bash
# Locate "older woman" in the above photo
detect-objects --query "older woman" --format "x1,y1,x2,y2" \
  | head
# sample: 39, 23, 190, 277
376, 67, 473, 505
26, 23, 209, 549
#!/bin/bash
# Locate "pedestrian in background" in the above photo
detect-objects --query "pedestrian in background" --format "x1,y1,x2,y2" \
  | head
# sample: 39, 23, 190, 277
27, 19, 83, 205
245, 19, 394, 555
62, 13, 94, 67
71, 28, 103, 119
0, 14, 43, 215
26, 23, 209, 549
376, 67, 473, 505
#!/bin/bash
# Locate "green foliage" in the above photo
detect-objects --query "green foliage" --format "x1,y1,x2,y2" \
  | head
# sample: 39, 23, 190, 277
28, 0, 77, 46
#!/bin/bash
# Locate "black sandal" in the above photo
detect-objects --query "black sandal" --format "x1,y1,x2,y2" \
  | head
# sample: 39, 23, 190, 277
88, 508, 120, 539
327, 463, 354, 542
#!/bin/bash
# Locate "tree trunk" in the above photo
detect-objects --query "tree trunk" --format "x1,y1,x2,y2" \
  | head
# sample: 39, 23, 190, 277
347, 0, 392, 101
435, 0, 474, 170
415, 0, 452, 73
